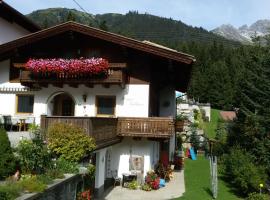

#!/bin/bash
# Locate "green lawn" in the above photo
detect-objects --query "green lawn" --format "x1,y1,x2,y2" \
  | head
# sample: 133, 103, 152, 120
204, 109, 221, 139
176, 156, 242, 200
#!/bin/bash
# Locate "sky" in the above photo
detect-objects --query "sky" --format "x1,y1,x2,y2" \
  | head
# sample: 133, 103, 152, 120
4, 0, 270, 30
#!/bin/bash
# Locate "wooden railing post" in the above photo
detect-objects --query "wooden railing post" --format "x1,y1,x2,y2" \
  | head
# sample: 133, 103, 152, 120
40, 114, 47, 130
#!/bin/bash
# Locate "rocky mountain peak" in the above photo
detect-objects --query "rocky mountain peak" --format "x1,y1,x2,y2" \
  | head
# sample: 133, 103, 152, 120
212, 19, 270, 44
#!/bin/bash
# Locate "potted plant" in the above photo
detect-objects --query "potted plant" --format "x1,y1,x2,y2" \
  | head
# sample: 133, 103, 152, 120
175, 113, 188, 132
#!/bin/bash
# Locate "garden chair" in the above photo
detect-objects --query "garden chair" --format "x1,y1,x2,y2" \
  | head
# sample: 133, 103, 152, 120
3, 115, 17, 131
111, 170, 121, 187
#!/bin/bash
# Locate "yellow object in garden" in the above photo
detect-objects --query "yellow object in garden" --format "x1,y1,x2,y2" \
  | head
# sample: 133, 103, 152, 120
259, 183, 264, 188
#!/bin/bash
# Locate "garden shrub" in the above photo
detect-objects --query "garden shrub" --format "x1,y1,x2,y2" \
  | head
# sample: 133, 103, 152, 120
37, 174, 54, 185
0, 183, 22, 200
246, 192, 268, 200
127, 180, 139, 190
224, 146, 267, 195
141, 184, 152, 191
46, 168, 65, 179
87, 163, 95, 180
0, 128, 16, 180
18, 175, 47, 193
16, 139, 52, 174
55, 157, 79, 174
47, 123, 96, 162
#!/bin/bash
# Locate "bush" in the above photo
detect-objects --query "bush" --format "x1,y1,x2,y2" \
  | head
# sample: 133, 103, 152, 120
37, 174, 54, 185
47, 123, 96, 162
18, 175, 47, 193
55, 157, 79, 174
224, 146, 267, 195
246, 192, 269, 200
16, 139, 52, 174
127, 180, 139, 190
46, 168, 65, 179
0, 128, 16, 180
87, 163, 95, 180
141, 184, 152, 191
0, 183, 22, 200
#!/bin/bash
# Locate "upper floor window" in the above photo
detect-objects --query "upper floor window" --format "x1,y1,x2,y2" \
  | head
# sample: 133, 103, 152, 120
16, 95, 34, 113
96, 96, 116, 117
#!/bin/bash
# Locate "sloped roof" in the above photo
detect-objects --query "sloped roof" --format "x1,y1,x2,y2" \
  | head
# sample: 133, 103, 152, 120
0, 21, 195, 64
0, 1, 40, 32
220, 111, 236, 121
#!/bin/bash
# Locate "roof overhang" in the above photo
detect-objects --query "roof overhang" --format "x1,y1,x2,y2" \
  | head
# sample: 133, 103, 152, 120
0, 21, 195, 64
0, 1, 41, 32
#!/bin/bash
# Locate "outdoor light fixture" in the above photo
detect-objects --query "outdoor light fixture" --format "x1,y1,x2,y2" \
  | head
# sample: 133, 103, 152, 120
82, 94, 87, 103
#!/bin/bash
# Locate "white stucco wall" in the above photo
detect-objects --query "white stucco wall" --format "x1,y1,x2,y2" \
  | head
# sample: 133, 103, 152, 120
95, 148, 107, 189
32, 84, 149, 123
159, 85, 176, 117
0, 60, 27, 115
0, 59, 150, 120
109, 137, 160, 178
0, 17, 30, 44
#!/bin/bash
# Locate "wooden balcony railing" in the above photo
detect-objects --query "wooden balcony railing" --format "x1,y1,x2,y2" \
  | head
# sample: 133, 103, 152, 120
18, 63, 126, 87
40, 115, 121, 149
117, 117, 175, 138
40, 116, 175, 149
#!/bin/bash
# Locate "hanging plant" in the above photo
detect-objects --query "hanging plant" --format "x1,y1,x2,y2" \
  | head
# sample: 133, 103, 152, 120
25, 58, 109, 76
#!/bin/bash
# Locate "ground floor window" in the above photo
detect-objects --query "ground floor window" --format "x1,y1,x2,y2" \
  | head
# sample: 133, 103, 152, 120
96, 96, 116, 117
16, 95, 34, 113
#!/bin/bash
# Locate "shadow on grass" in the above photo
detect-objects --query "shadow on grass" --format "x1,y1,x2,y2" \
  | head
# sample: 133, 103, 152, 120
203, 187, 213, 197
219, 175, 245, 198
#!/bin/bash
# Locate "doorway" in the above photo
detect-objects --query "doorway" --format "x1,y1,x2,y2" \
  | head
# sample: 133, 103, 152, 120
52, 93, 75, 116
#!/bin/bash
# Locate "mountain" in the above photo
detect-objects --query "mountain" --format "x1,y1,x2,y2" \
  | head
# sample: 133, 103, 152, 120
212, 24, 251, 44
212, 19, 270, 43
27, 8, 239, 49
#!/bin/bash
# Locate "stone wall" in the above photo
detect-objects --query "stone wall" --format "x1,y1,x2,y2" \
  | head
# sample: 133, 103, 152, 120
16, 174, 82, 200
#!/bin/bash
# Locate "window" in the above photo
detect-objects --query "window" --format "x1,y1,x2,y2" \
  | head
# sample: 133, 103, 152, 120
16, 95, 34, 113
96, 96, 116, 116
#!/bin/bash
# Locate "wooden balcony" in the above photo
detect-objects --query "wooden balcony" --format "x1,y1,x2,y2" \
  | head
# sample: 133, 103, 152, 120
19, 63, 126, 88
117, 117, 175, 138
40, 116, 175, 149
40, 115, 121, 149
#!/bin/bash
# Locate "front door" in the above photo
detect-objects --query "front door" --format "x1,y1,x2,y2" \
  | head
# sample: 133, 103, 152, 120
53, 93, 75, 116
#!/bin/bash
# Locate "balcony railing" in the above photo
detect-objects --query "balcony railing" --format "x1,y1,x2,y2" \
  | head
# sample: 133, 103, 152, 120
40, 116, 175, 148
117, 117, 175, 138
17, 63, 126, 87
40, 115, 121, 149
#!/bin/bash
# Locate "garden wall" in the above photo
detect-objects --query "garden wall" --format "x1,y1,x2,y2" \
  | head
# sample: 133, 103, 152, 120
16, 174, 82, 200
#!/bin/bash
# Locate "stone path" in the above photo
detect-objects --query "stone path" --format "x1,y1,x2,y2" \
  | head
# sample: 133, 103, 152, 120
103, 171, 185, 200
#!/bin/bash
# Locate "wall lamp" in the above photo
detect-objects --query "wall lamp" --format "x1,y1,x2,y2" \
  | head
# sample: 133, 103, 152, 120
82, 94, 87, 103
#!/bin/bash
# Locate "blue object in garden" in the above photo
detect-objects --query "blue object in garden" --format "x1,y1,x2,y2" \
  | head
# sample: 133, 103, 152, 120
190, 147, 197, 160
159, 179, 165, 187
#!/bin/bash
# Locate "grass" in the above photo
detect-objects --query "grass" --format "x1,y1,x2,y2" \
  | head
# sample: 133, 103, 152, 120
203, 109, 221, 139
176, 156, 242, 200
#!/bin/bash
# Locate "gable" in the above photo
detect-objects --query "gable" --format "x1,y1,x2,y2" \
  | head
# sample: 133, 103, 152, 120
0, 22, 195, 64
0, 1, 40, 33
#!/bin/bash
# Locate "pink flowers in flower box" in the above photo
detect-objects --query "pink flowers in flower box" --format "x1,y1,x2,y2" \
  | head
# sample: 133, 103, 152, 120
25, 58, 109, 76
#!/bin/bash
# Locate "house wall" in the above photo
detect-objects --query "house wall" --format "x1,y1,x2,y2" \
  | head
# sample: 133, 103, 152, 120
0, 70, 149, 120
0, 60, 27, 115
94, 148, 107, 197
159, 85, 176, 117
159, 85, 176, 161
33, 84, 149, 122
0, 17, 30, 44
108, 137, 160, 178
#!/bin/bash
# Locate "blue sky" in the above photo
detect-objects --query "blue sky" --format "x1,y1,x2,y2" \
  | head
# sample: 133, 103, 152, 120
5, 0, 270, 30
